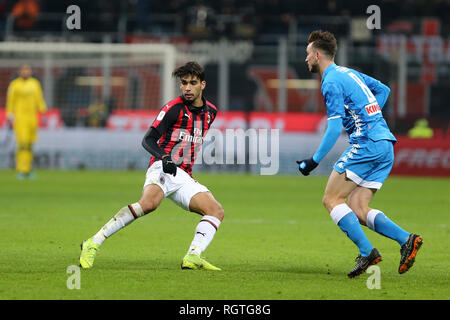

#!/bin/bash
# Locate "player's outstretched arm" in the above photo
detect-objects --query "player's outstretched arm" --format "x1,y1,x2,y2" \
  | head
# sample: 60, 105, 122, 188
297, 81, 344, 176
297, 117, 342, 176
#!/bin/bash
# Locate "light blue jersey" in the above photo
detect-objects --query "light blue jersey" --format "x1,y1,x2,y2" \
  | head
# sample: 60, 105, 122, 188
309, 63, 397, 189
321, 63, 396, 144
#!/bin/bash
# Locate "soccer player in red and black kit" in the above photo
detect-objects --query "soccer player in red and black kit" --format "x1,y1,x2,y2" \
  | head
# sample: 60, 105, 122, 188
80, 62, 225, 271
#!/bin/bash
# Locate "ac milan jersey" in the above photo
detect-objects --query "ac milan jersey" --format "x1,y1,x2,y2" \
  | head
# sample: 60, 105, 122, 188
149, 96, 218, 176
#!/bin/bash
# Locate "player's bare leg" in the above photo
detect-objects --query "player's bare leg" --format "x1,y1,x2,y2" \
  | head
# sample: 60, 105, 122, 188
94, 184, 164, 244
348, 186, 422, 274
322, 170, 359, 212
347, 186, 375, 225
323, 170, 381, 278
138, 184, 165, 214
181, 191, 224, 271
80, 184, 164, 269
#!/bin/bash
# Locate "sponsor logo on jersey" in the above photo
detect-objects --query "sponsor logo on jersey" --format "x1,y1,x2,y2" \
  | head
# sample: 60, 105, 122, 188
365, 102, 381, 116
173, 128, 204, 144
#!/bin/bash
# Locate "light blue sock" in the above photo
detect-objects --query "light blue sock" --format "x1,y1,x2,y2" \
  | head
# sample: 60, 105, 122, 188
367, 210, 410, 246
331, 204, 374, 257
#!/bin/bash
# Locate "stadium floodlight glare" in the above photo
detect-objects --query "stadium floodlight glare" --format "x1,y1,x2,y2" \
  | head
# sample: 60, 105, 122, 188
0, 41, 177, 108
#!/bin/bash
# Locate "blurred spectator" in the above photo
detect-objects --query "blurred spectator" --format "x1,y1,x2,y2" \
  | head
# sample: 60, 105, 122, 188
12, 0, 40, 30
130, 0, 151, 32
407, 118, 434, 139
234, 1, 258, 39
185, 0, 216, 37
0, 0, 8, 36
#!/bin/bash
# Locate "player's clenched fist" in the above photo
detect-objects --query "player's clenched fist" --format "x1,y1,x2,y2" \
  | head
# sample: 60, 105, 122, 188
162, 155, 177, 176
296, 158, 318, 176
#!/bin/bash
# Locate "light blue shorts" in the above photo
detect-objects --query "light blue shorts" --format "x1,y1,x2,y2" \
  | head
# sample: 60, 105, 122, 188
333, 139, 394, 190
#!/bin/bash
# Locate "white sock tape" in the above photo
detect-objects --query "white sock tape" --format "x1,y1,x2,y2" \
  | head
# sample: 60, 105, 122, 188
366, 209, 381, 230
330, 203, 353, 225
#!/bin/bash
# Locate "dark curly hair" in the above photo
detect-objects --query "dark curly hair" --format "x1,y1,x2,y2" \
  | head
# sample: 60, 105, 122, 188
172, 61, 205, 81
307, 30, 337, 59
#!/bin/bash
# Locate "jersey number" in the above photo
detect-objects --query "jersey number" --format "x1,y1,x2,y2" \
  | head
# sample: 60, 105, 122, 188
348, 72, 376, 103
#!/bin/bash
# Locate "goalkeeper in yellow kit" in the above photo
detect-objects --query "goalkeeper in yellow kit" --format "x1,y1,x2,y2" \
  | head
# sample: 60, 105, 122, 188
6, 65, 47, 179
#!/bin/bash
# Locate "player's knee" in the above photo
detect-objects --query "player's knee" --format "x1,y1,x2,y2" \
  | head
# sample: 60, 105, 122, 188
322, 194, 345, 212
138, 199, 160, 215
207, 202, 225, 222
216, 204, 225, 221
321, 194, 333, 211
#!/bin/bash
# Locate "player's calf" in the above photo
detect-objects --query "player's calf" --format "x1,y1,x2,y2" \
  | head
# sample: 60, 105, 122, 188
366, 210, 411, 246
79, 202, 146, 268
330, 203, 375, 262
186, 192, 224, 258
91, 202, 145, 247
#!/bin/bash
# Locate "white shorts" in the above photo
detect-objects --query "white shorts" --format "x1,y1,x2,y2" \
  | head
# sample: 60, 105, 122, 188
143, 160, 209, 211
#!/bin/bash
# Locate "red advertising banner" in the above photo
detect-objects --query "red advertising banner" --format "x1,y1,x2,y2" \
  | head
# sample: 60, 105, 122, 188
249, 112, 325, 132
1, 108, 326, 133
392, 136, 450, 176
106, 110, 159, 131
106, 110, 326, 133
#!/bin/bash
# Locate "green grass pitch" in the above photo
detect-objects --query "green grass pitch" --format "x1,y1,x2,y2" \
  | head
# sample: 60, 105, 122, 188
0, 170, 448, 300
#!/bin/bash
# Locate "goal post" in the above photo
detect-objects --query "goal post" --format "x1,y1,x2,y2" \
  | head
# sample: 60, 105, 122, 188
0, 41, 177, 126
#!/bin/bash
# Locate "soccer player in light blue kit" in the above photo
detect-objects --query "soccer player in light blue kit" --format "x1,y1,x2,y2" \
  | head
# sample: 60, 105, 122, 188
298, 30, 423, 278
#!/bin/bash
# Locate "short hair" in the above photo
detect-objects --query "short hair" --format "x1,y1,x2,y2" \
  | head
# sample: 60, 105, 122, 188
172, 61, 205, 82
307, 30, 337, 59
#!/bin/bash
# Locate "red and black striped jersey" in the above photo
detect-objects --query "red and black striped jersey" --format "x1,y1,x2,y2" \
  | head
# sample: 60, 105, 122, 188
149, 96, 218, 176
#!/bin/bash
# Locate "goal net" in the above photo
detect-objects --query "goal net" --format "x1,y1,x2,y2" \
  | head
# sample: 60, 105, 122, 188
0, 41, 177, 170
0, 41, 176, 126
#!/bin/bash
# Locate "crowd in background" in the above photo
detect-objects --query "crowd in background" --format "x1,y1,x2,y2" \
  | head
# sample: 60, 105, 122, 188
1, 0, 449, 41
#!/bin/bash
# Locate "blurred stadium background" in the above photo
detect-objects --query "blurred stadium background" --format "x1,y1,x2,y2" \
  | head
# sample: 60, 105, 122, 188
0, 0, 449, 176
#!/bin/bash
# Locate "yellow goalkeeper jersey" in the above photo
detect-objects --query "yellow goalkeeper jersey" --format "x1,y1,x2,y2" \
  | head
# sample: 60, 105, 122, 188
6, 76, 47, 124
